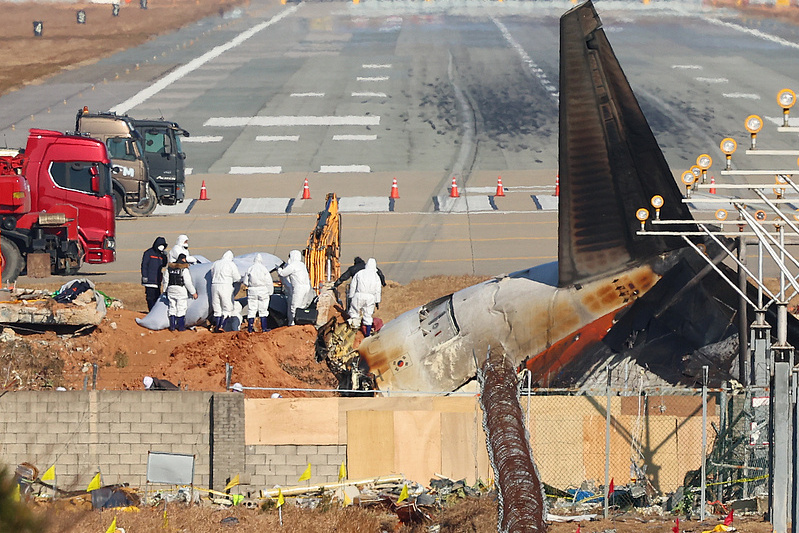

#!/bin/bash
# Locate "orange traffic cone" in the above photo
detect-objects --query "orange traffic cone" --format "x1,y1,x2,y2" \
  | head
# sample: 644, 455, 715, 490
390, 178, 400, 199
709, 176, 716, 194
555, 174, 560, 197
450, 176, 460, 198
199, 180, 208, 200
301, 178, 311, 200
495, 176, 505, 197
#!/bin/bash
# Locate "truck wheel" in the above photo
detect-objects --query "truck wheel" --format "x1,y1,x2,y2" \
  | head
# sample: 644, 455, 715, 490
113, 189, 124, 217
125, 186, 158, 217
0, 236, 23, 283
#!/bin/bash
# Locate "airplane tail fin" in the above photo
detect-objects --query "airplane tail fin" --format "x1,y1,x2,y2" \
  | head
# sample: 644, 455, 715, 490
558, 1, 693, 288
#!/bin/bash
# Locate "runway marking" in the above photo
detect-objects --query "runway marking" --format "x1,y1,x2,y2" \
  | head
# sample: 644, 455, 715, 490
291, 92, 325, 97
229, 166, 282, 174
231, 198, 293, 213
703, 16, 799, 50
153, 200, 196, 215
256, 135, 299, 142
205, 115, 380, 127
491, 17, 558, 104
723, 93, 760, 100
532, 195, 558, 211
352, 92, 387, 97
356, 76, 389, 81
338, 196, 390, 213
111, 4, 301, 114
319, 165, 370, 173
696, 77, 728, 83
183, 136, 223, 143
332, 134, 377, 141
435, 196, 495, 212
362, 64, 391, 69
185, 168, 193, 175
672, 64, 702, 70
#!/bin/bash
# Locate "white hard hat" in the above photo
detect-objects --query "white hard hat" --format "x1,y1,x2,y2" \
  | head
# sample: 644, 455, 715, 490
271, 392, 282, 399
231, 382, 243, 393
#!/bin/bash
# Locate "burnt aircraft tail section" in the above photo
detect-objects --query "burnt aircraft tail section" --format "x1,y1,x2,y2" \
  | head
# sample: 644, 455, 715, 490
558, 1, 693, 288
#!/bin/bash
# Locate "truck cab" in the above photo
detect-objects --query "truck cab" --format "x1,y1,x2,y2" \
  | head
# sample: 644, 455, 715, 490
75, 108, 155, 217
131, 119, 189, 206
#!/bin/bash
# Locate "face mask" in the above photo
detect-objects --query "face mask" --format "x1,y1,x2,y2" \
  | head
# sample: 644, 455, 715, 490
157, 245, 165, 252
183, 244, 189, 249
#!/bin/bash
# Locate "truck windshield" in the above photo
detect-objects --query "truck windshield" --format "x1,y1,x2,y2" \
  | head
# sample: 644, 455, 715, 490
106, 137, 138, 161
143, 130, 173, 156
49, 161, 110, 197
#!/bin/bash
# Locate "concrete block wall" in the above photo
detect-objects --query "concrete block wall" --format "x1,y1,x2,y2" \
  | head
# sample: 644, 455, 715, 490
245, 444, 347, 490
0, 391, 213, 490
210, 393, 245, 491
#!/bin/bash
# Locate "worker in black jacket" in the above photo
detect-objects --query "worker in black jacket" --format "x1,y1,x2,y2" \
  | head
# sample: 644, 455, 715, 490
141, 236, 168, 311
333, 257, 386, 308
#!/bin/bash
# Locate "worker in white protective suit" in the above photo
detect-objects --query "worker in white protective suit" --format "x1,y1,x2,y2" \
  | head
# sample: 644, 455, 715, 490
244, 254, 274, 333
277, 249, 312, 326
210, 250, 242, 332
348, 258, 382, 337
168, 234, 197, 264
165, 254, 198, 331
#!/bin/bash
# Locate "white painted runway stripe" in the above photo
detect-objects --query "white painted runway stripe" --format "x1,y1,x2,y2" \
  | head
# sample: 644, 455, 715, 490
352, 92, 387, 97
153, 200, 196, 215
111, 5, 301, 114
319, 165, 370, 173
229, 166, 282, 174
672, 64, 702, 70
704, 16, 799, 50
291, 92, 325, 97
356, 76, 389, 81
532, 195, 558, 211
492, 17, 558, 104
183, 136, 223, 143
338, 196, 390, 213
362, 64, 391, 69
205, 115, 380, 127
696, 77, 728, 83
185, 168, 193, 175
232, 198, 293, 214
256, 135, 299, 142
332, 134, 377, 141
723, 93, 760, 100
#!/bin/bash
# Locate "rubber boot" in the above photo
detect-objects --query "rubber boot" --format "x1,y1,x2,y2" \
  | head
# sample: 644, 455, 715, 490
247, 318, 255, 333
261, 317, 270, 333
214, 316, 223, 332
177, 316, 186, 332
168, 315, 177, 332
365, 324, 373, 338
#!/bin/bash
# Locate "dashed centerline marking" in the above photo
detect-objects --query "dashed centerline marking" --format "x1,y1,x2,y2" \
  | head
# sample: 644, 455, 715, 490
723, 93, 760, 99
205, 116, 380, 127
362, 64, 391, 69
182, 136, 223, 143
672, 64, 703, 69
256, 135, 299, 142
319, 165, 371, 173
356, 76, 389, 81
229, 166, 282, 174
352, 92, 387, 97
696, 77, 728, 83
290, 92, 325, 97
332, 134, 377, 141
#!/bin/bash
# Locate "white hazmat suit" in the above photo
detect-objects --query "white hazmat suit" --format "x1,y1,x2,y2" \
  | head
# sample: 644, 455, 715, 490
165, 259, 197, 331
168, 234, 198, 264
244, 254, 274, 332
211, 250, 242, 329
277, 249, 312, 326
348, 258, 382, 333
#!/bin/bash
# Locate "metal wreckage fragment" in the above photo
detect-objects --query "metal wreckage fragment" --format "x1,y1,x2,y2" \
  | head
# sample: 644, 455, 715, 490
479, 347, 547, 533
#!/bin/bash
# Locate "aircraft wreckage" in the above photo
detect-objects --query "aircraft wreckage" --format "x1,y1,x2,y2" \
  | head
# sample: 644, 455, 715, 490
318, 0, 799, 394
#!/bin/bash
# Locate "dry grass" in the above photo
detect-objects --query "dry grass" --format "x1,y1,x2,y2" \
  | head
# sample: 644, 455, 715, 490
378, 274, 491, 322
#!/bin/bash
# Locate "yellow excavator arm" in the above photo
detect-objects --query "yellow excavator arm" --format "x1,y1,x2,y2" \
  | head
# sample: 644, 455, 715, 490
305, 192, 341, 292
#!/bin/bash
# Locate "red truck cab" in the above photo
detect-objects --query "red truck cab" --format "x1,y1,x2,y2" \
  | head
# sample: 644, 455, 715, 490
0, 129, 116, 281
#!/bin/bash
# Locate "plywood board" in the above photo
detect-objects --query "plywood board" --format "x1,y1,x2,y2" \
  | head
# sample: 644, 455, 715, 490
440, 411, 490, 484
394, 411, 441, 485
347, 410, 395, 479
244, 398, 339, 445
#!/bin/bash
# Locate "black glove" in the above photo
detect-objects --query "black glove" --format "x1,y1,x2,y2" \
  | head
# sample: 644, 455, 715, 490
376, 302, 380, 310
280, 262, 287, 269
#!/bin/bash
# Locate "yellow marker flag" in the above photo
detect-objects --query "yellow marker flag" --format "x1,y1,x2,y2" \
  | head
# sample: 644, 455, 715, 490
277, 488, 285, 507
87, 472, 102, 492
12, 483, 20, 502
162, 506, 168, 529
343, 491, 352, 507
104, 516, 117, 533
41, 465, 55, 482
224, 474, 240, 491
338, 461, 347, 482
298, 463, 311, 482
397, 484, 409, 504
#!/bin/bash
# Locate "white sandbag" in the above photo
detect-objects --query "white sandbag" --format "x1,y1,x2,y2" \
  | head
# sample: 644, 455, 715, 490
136, 252, 284, 331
